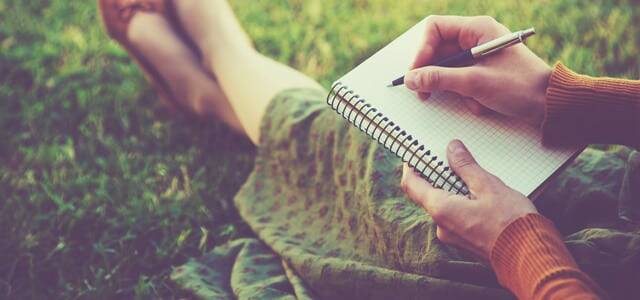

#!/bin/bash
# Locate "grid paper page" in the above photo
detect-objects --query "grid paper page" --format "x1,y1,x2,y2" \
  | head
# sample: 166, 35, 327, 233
336, 18, 579, 196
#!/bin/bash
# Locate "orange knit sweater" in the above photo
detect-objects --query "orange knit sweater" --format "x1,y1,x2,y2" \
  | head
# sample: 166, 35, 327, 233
489, 63, 640, 300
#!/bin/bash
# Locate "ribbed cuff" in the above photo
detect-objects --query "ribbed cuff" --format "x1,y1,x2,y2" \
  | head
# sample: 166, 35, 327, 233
542, 63, 640, 147
490, 213, 578, 299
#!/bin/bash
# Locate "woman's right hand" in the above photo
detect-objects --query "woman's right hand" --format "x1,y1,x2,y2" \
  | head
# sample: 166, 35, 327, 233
405, 15, 552, 128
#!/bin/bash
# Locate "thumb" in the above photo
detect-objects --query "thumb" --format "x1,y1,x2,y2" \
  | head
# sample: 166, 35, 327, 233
446, 140, 490, 191
402, 164, 477, 226
405, 66, 478, 96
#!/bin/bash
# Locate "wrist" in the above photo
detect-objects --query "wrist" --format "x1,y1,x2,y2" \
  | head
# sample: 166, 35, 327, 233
525, 65, 552, 128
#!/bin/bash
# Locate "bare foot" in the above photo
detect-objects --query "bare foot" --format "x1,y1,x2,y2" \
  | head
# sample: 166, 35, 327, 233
127, 12, 244, 133
172, 0, 253, 67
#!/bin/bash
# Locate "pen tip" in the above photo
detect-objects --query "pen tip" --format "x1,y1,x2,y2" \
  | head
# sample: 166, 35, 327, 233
387, 84, 394, 87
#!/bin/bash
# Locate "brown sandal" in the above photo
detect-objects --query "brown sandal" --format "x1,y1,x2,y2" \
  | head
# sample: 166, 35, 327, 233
98, 0, 179, 112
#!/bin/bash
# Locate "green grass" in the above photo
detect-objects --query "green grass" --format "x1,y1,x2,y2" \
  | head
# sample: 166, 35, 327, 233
1, 0, 638, 298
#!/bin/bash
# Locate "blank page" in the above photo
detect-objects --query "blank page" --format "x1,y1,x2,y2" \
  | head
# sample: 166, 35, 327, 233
335, 18, 578, 196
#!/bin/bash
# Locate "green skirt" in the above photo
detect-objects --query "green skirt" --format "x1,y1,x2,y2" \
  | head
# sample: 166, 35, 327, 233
171, 88, 640, 299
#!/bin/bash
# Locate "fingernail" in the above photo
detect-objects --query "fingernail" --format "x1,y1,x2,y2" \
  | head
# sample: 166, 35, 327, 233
405, 72, 418, 90
448, 140, 466, 155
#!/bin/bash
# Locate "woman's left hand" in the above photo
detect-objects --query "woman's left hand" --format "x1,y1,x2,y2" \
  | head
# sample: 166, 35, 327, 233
401, 139, 538, 260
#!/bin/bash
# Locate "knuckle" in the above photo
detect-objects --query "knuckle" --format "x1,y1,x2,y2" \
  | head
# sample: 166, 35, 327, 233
475, 15, 509, 35
427, 202, 447, 222
453, 155, 476, 170
424, 15, 434, 23
422, 69, 441, 90
424, 15, 440, 24
477, 15, 497, 25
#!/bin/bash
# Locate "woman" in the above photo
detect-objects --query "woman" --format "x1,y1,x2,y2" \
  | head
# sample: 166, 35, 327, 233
99, 0, 639, 299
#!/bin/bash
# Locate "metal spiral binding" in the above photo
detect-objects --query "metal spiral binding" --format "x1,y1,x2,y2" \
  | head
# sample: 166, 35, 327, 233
327, 82, 469, 195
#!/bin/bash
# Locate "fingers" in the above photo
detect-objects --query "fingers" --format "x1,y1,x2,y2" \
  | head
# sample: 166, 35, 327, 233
401, 164, 449, 210
401, 164, 474, 224
413, 15, 507, 68
413, 16, 481, 68
405, 66, 479, 96
446, 140, 493, 192
401, 163, 485, 257
436, 226, 486, 260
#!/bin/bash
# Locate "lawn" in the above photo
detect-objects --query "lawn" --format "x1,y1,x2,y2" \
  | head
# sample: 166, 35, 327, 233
1, 0, 638, 298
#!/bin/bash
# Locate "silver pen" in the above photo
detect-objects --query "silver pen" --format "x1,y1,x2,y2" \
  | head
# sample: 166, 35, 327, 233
389, 28, 536, 87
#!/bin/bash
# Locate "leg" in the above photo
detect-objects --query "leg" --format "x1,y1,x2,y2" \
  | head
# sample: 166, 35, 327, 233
127, 12, 245, 134
175, 0, 324, 145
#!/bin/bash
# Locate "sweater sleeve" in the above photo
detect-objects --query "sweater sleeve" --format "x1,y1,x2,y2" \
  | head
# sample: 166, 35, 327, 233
542, 63, 640, 148
490, 214, 606, 300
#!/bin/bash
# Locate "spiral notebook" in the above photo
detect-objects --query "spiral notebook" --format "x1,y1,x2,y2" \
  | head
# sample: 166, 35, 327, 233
327, 19, 580, 196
